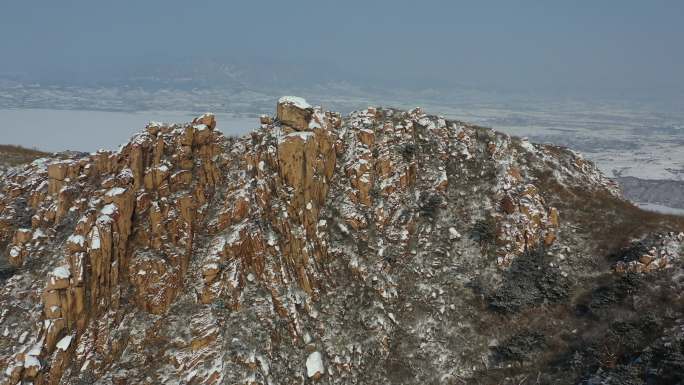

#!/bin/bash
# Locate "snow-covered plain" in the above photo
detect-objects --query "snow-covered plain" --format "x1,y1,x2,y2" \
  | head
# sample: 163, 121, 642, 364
635, 202, 684, 216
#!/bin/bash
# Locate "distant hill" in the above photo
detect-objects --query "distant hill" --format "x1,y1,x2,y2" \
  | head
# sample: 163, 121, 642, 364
618, 175, 684, 210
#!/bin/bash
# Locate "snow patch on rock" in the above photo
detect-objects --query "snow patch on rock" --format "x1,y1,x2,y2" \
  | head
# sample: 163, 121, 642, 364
306, 351, 324, 378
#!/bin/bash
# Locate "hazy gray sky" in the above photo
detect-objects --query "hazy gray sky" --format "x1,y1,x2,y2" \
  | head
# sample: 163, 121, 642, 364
1, 1, 683, 97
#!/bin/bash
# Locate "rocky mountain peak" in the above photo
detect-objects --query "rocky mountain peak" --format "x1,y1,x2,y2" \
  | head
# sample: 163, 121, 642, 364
1, 97, 683, 385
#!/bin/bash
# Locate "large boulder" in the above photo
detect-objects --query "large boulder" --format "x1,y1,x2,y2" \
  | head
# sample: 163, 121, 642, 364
277, 96, 314, 131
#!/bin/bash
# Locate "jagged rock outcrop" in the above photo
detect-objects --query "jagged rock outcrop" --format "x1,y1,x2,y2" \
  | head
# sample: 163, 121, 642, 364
276, 96, 315, 131
0, 113, 223, 384
614, 231, 684, 273
1, 97, 683, 385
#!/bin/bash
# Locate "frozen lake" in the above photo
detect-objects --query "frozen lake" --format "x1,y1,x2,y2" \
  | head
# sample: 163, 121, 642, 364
0, 109, 258, 152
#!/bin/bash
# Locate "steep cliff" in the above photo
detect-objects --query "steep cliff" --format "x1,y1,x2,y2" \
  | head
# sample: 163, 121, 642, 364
1, 98, 683, 385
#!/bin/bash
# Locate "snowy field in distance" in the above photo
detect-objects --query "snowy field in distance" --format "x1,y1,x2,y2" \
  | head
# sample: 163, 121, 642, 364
0, 109, 257, 153
636, 202, 684, 216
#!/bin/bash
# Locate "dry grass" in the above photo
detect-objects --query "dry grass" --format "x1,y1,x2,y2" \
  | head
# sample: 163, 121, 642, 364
465, 162, 684, 384
535, 169, 684, 256
0, 144, 49, 166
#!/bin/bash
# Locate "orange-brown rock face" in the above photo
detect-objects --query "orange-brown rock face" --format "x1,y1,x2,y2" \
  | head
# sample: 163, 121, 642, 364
198, 98, 338, 312
276, 96, 314, 131
0, 113, 225, 384
0, 98, 641, 385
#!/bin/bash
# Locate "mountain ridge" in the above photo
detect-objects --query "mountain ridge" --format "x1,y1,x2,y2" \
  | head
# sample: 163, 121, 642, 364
1, 97, 683, 385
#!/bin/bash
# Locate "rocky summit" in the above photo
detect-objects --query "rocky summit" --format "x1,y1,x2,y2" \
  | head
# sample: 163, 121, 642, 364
1, 97, 684, 385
